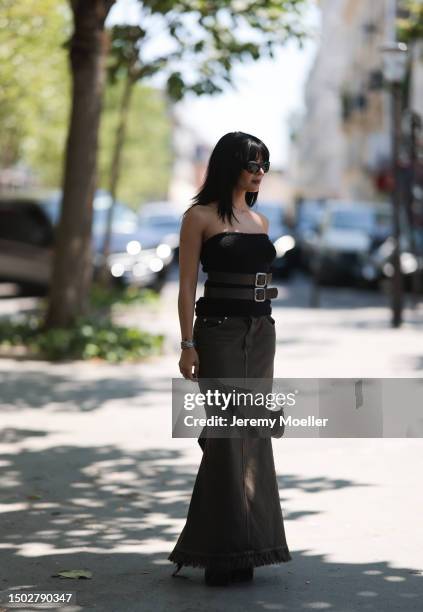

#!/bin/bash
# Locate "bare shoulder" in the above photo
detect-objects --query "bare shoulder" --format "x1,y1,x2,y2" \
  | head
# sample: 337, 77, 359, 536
183, 201, 219, 226
254, 209, 269, 233
182, 204, 205, 224
180, 204, 212, 242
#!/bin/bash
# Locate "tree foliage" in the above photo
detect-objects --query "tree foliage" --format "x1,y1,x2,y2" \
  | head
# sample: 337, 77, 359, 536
0, 0, 171, 200
98, 80, 172, 207
397, 1, 423, 43
0, 0, 71, 182
107, 0, 308, 102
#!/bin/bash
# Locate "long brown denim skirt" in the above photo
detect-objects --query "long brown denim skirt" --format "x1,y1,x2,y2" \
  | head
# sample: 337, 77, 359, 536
168, 314, 292, 572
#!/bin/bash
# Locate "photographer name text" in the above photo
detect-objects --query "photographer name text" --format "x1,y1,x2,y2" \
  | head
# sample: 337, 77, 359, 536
184, 415, 329, 428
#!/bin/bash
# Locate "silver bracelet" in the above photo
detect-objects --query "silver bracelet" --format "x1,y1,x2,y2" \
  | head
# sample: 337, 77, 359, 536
181, 339, 195, 349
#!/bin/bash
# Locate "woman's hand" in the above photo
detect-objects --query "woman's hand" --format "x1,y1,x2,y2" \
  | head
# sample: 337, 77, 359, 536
179, 347, 199, 381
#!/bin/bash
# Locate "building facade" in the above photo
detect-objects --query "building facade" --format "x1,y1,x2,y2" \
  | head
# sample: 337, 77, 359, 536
289, 0, 422, 203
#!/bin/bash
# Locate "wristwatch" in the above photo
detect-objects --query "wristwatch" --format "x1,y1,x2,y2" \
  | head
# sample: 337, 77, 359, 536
181, 339, 196, 349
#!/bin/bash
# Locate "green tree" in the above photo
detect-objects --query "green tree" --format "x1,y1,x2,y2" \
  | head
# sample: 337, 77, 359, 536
98, 80, 172, 207
0, 0, 71, 183
397, 1, 423, 42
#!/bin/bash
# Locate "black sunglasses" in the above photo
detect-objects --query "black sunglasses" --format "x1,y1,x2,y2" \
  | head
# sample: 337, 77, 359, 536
244, 160, 270, 174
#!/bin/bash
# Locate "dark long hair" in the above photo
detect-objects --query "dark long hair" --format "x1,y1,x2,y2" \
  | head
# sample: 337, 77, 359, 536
184, 131, 269, 225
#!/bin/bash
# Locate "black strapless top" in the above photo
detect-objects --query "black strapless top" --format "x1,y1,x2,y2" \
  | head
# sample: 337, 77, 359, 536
195, 231, 277, 317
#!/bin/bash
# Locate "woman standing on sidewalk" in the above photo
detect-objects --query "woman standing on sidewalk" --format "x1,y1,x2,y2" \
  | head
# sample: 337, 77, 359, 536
169, 131, 291, 586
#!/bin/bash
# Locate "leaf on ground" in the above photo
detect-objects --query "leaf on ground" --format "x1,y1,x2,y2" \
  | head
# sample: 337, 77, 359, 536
52, 569, 93, 579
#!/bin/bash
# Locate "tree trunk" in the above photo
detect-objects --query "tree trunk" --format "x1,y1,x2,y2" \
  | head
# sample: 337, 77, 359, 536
98, 70, 134, 285
44, 0, 115, 329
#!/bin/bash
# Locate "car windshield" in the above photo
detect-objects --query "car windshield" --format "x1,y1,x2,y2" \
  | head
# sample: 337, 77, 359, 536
141, 215, 181, 230
298, 201, 326, 221
330, 207, 393, 234
93, 204, 138, 233
331, 209, 376, 231
0, 202, 53, 246
41, 192, 139, 234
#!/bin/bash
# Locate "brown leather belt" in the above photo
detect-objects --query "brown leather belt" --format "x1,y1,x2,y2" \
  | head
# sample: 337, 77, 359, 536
207, 271, 273, 286
204, 270, 278, 303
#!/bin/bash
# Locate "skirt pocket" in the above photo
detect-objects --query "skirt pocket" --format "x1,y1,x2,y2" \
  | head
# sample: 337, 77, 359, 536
194, 315, 230, 330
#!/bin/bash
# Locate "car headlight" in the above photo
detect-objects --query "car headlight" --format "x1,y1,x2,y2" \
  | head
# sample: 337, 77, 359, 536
383, 262, 394, 277
149, 257, 164, 272
274, 235, 295, 257
126, 240, 141, 255
156, 243, 172, 259
111, 262, 125, 277
400, 252, 418, 274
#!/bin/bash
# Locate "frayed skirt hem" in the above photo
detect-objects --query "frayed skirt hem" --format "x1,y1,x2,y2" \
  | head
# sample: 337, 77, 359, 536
168, 545, 292, 571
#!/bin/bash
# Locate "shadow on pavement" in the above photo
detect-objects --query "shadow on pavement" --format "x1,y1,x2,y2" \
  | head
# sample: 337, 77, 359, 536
0, 439, 421, 611
0, 369, 171, 412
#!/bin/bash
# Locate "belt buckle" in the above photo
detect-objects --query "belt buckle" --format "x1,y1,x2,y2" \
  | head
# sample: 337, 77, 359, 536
254, 287, 266, 302
255, 272, 267, 287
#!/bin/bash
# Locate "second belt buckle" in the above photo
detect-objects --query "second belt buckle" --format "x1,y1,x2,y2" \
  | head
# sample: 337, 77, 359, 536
254, 287, 266, 302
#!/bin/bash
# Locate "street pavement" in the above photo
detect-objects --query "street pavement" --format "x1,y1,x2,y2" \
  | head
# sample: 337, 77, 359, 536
0, 272, 422, 611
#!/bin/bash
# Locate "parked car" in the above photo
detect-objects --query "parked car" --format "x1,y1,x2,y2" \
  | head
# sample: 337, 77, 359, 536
138, 201, 183, 262
0, 191, 174, 295
256, 201, 297, 278
0, 196, 54, 294
294, 199, 327, 271
361, 227, 423, 291
44, 190, 175, 290
309, 200, 393, 286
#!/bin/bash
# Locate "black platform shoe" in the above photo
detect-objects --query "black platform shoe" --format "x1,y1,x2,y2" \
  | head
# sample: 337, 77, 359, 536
231, 566, 254, 582
204, 568, 232, 586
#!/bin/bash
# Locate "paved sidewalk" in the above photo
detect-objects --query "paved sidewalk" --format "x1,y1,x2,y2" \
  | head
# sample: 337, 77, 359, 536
0, 275, 422, 611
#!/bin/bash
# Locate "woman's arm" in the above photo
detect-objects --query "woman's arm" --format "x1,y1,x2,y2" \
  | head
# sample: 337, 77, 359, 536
177, 206, 205, 380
